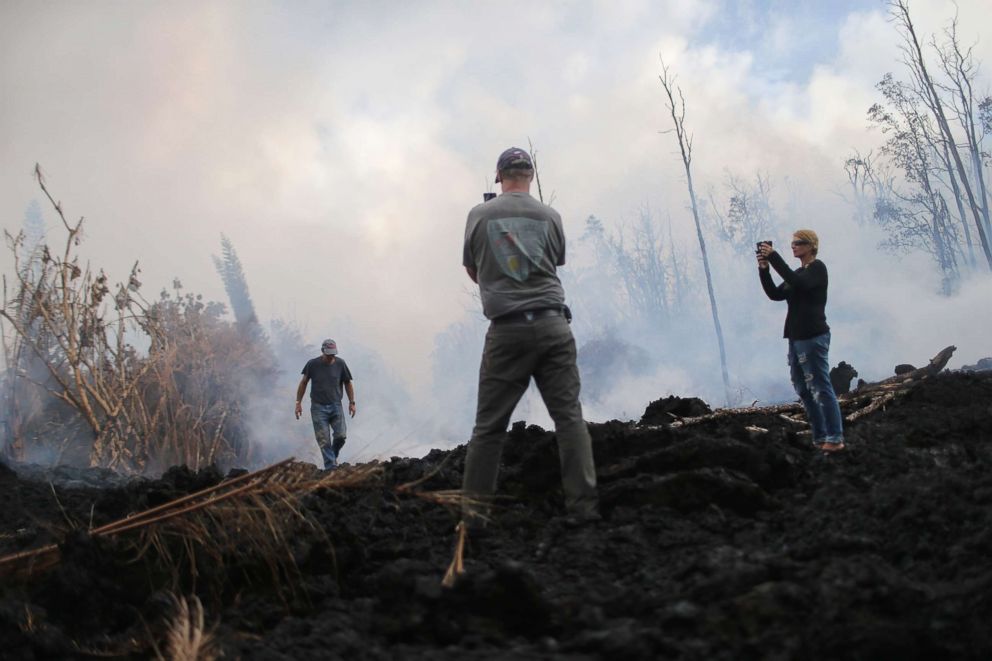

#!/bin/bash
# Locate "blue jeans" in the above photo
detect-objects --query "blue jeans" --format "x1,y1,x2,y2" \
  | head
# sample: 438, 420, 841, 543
788, 332, 844, 444
311, 402, 347, 469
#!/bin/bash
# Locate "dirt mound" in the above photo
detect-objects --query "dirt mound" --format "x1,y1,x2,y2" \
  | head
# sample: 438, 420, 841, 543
1, 371, 991, 659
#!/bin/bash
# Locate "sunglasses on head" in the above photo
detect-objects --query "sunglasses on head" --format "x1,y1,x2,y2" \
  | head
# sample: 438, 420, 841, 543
791, 240, 810, 247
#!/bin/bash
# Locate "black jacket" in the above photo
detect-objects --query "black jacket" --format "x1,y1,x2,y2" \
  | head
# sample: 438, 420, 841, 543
759, 252, 830, 340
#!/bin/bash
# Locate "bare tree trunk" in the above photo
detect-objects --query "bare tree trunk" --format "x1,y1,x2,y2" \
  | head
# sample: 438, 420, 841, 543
891, 0, 992, 268
936, 15, 992, 250
659, 61, 732, 405
932, 193, 958, 294
938, 138, 977, 268
911, 130, 960, 288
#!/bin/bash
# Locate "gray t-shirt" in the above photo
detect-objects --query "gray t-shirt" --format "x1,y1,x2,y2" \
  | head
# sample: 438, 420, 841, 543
462, 192, 566, 319
302, 357, 353, 405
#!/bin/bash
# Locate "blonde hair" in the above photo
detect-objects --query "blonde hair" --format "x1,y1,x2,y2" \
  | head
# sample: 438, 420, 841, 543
793, 229, 819, 255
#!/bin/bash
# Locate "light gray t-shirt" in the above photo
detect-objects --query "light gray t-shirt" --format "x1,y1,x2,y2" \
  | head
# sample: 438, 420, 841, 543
462, 191, 566, 319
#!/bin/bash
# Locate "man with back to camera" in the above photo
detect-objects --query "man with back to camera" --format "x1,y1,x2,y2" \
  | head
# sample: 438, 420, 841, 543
460, 146, 599, 530
295, 339, 356, 469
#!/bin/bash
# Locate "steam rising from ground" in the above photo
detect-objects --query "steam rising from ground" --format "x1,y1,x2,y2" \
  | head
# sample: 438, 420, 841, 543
354, 197, 992, 461
2, 1, 991, 467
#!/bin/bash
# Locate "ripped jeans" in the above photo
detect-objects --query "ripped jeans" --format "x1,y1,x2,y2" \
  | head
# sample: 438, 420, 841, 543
788, 332, 844, 444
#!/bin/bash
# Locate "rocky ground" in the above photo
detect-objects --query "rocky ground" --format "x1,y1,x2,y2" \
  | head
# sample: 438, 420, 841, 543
1, 369, 991, 660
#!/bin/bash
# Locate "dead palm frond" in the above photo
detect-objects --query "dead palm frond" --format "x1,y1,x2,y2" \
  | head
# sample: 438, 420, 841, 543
0, 458, 381, 593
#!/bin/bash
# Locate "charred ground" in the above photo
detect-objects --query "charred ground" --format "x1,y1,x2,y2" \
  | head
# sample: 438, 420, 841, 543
1, 370, 991, 660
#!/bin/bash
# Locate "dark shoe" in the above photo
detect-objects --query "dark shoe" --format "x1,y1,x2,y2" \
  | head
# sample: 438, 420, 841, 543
816, 441, 845, 452
816, 441, 846, 454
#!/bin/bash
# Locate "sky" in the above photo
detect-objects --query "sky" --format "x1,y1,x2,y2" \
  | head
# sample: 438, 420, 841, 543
2, 0, 992, 459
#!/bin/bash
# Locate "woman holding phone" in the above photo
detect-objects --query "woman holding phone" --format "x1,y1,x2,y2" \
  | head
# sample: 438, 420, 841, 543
757, 230, 844, 453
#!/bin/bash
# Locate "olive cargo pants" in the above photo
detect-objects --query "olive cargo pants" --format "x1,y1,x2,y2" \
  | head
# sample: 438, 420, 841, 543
462, 314, 598, 523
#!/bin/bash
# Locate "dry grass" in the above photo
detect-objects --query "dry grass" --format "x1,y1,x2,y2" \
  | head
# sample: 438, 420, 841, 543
124, 461, 383, 601
0, 458, 390, 660
441, 521, 467, 588
18, 605, 37, 634
0, 458, 383, 595
154, 595, 219, 661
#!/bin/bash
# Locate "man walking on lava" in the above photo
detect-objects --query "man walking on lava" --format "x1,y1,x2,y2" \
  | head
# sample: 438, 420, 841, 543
295, 339, 356, 469
460, 147, 599, 529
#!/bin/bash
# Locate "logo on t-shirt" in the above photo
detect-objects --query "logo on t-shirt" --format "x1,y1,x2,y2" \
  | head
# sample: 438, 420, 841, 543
486, 217, 550, 282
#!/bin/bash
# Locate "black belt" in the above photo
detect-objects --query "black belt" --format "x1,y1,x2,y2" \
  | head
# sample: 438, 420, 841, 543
492, 307, 564, 325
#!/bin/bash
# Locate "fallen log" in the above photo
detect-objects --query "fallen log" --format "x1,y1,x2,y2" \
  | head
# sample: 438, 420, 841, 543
666, 345, 956, 430
851, 345, 956, 395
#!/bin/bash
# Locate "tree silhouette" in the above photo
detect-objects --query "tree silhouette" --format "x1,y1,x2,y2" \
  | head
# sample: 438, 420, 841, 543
212, 234, 260, 331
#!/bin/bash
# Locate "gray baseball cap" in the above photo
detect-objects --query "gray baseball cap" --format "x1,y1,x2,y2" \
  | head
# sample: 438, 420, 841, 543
494, 147, 533, 183
320, 339, 338, 356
